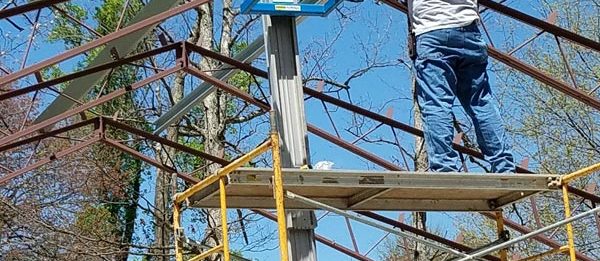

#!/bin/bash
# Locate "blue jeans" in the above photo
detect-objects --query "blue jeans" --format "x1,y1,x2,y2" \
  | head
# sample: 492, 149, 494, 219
414, 22, 515, 173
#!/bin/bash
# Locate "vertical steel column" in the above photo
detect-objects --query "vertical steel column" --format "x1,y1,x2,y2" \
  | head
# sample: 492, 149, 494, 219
263, 15, 318, 261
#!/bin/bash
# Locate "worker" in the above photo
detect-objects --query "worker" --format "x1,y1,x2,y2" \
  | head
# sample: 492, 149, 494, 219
407, 0, 516, 173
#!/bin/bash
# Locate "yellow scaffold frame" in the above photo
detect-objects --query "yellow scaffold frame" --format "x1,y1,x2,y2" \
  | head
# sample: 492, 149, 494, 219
172, 133, 600, 261
516, 162, 600, 261
559, 162, 600, 261
172, 129, 289, 261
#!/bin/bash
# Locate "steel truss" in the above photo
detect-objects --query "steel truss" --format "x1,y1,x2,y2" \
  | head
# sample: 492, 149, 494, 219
1, 0, 600, 260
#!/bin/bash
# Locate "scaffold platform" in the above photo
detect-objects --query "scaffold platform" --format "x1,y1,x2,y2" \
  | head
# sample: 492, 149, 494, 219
188, 168, 561, 211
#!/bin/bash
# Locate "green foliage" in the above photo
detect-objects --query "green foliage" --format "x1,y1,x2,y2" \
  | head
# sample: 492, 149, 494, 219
48, 1, 148, 258
48, 3, 88, 48
94, 0, 143, 35
177, 137, 206, 175
75, 204, 118, 238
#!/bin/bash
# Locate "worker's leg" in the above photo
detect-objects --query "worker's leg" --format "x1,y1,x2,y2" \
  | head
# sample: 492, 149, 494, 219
414, 29, 459, 172
455, 26, 515, 173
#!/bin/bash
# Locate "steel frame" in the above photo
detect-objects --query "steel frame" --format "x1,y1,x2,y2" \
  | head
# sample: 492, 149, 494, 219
2, 39, 598, 259
2, 0, 600, 260
0, 0, 68, 19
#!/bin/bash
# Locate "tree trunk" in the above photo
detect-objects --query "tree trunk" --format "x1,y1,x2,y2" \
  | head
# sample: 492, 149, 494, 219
412, 77, 428, 260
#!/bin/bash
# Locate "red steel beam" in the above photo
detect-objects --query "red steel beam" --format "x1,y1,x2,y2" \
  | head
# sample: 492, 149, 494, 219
307, 124, 404, 171
488, 47, 600, 111
479, 0, 600, 52
252, 209, 375, 261
0, 66, 181, 146
0, 118, 97, 153
0, 134, 101, 185
184, 66, 270, 111
356, 211, 500, 261
0, 0, 208, 87
480, 212, 593, 261
0, 42, 180, 101
185, 42, 269, 78
102, 137, 178, 173
103, 117, 229, 166
0, 0, 68, 19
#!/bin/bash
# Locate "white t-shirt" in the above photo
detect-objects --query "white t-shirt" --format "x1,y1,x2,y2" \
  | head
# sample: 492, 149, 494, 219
408, 0, 480, 35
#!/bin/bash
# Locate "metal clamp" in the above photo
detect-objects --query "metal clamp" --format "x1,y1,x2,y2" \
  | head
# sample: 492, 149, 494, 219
547, 176, 562, 189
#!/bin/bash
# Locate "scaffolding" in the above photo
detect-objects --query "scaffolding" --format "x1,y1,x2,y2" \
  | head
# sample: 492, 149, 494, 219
172, 129, 600, 261
1, 0, 600, 261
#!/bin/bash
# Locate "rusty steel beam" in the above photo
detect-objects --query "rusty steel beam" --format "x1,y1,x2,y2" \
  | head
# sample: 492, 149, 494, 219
0, 134, 101, 185
184, 66, 270, 111
381, 0, 600, 112
103, 117, 229, 166
252, 209, 375, 261
102, 137, 177, 173
304, 87, 488, 162
185, 42, 269, 79
0, 43, 180, 101
567, 186, 600, 204
480, 212, 593, 261
487, 47, 600, 111
479, 0, 600, 52
356, 211, 501, 261
0, 118, 97, 153
306, 124, 403, 171
0, 0, 68, 19
0, 0, 207, 87
0, 66, 181, 147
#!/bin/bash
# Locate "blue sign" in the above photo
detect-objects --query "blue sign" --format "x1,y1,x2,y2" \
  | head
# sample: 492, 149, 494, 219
241, 0, 346, 16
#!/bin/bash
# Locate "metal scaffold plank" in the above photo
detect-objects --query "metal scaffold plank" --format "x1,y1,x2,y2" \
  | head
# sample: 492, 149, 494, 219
186, 167, 559, 211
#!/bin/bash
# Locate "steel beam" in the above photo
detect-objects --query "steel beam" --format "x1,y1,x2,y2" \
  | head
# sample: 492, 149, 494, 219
0, 134, 101, 185
479, 212, 593, 261
357, 211, 500, 261
478, 0, 600, 52
0, 66, 181, 146
0, 43, 180, 101
253, 209, 374, 261
458, 206, 600, 261
34, 0, 183, 122
0, 0, 68, 19
0, 118, 97, 153
103, 117, 229, 166
102, 137, 178, 173
184, 66, 270, 111
306, 124, 403, 171
0, 0, 206, 87
286, 191, 470, 258
488, 47, 600, 111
